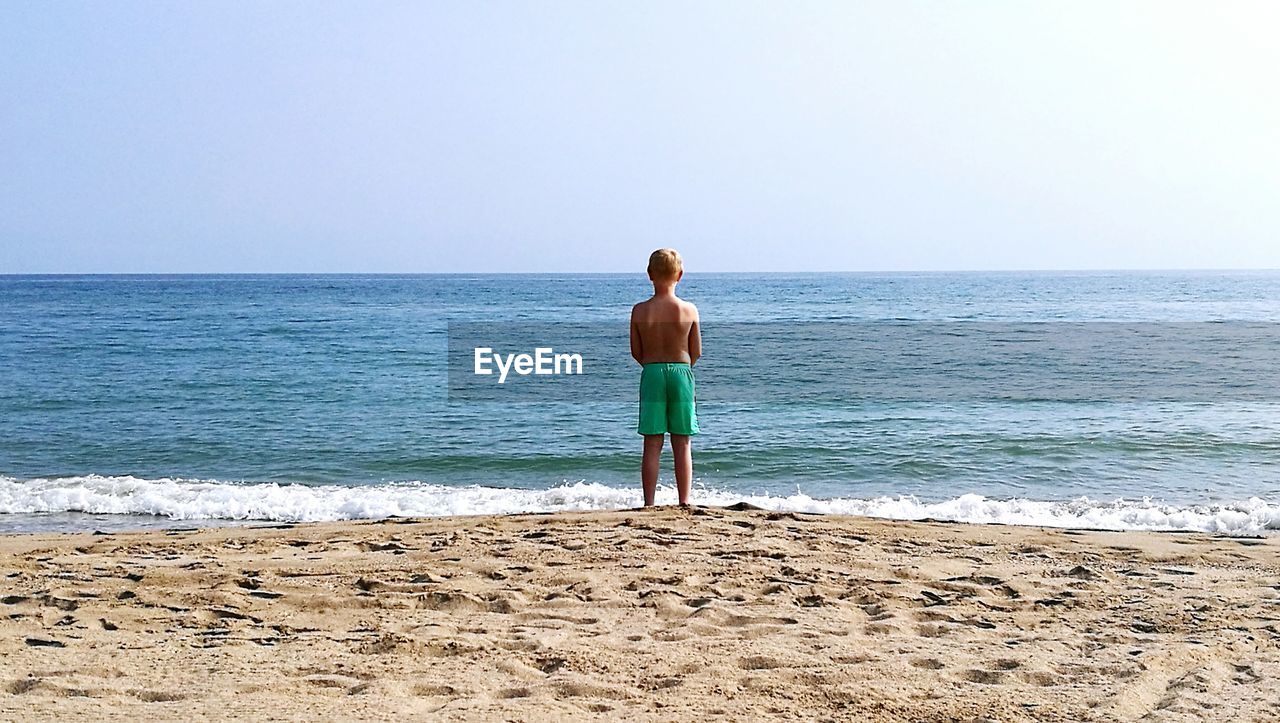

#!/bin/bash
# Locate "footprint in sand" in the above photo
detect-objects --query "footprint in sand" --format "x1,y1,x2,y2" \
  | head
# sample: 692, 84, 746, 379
1018, 670, 1062, 687
413, 683, 467, 697
864, 622, 898, 635
862, 602, 893, 621
303, 673, 373, 694
42, 595, 79, 612
6, 679, 42, 695
514, 612, 598, 625
1060, 565, 1099, 580
920, 590, 950, 607
991, 659, 1021, 670
1232, 664, 1264, 685
553, 680, 635, 701
131, 689, 187, 702
911, 658, 945, 670
831, 653, 877, 664
357, 540, 410, 553
409, 591, 489, 613
959, 669, 1006, 685
738, 655, 785, 670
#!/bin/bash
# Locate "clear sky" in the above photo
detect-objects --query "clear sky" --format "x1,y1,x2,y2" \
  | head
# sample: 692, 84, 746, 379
2, 1, 1277, 273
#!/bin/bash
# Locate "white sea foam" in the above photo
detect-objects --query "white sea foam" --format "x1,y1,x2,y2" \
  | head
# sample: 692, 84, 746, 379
1, 475, 1277, 535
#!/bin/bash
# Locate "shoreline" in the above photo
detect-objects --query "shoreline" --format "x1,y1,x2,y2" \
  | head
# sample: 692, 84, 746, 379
1, 506, 1277, 538
3, 506, 1279, 720
3, 481, 1278, 537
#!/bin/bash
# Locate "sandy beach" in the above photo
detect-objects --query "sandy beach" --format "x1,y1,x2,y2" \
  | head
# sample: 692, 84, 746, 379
2, 506, 1279, 722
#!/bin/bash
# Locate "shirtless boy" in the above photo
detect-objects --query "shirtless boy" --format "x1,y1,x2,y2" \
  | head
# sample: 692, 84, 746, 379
629, 248, 701, 507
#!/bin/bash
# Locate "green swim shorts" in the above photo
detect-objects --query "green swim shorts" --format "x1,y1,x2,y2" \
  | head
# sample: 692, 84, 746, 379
637, 362, 700, 436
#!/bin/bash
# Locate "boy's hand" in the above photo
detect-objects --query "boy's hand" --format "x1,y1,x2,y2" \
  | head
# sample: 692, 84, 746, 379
688, 304, 701, 365
629, 304, 643, 364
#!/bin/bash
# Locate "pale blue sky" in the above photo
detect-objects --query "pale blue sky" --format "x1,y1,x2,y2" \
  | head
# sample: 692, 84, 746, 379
2, 1, 1277, 273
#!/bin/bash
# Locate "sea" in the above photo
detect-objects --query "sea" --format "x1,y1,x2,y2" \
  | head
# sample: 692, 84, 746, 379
2, 272, 1279, 535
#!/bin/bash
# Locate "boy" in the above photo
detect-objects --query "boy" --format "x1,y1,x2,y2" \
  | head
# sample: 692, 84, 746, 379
630, 248, 701, 507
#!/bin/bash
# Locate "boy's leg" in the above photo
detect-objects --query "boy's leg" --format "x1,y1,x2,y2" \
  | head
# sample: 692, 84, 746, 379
670, 434, 692, 506
642, 434, 665, 506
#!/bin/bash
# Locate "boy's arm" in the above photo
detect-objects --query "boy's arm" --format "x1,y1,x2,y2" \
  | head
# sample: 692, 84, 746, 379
688, 304, 701, 366
630, 306, 643, 364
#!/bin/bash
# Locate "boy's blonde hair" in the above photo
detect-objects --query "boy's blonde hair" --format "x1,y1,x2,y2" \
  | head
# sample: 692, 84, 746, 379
647, 248, 683, 280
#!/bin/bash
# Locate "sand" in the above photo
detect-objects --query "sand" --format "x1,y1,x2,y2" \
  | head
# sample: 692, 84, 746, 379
2, 505, 1279, 722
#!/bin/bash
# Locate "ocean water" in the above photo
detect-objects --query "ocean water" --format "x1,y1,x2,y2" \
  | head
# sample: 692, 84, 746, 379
2, 272, 1280, 535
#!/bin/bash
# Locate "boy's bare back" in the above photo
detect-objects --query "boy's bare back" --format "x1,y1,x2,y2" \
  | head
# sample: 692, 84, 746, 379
630, 295, 701, 365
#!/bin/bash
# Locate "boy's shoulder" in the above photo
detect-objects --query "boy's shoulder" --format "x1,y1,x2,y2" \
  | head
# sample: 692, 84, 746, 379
657, 293, 697, 307
675, 296, 699, 315
631, 297, 698, 323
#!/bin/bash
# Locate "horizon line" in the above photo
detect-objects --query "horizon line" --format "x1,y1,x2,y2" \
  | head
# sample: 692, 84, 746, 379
2, 267, 1280, 277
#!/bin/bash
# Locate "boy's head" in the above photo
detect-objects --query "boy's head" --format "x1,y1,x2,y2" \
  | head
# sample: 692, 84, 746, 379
647, 248, 683, 283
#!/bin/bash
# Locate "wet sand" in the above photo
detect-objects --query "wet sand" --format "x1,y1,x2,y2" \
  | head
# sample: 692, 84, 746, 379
2, 506, 1279, 721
